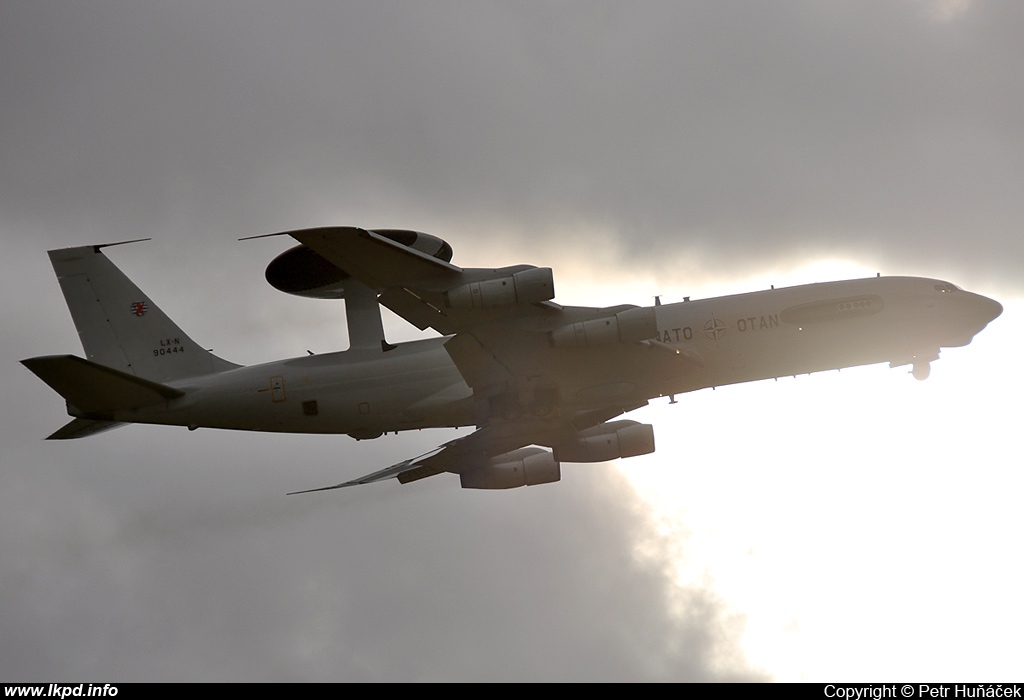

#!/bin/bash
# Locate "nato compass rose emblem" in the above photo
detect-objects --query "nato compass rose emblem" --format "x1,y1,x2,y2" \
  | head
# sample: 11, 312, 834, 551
130, 301, 149, 317
704, 317, 725, 341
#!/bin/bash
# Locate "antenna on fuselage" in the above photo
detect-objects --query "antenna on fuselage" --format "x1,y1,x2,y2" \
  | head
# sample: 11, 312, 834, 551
345, 280, 391, 352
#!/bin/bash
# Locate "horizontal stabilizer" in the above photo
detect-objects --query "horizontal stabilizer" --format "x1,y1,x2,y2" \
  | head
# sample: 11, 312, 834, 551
22, 354, 184, 418
46, 418, 126, 440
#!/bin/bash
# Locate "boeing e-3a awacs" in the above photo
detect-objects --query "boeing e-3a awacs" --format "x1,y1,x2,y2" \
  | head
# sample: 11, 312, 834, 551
22, 227, 1002, 492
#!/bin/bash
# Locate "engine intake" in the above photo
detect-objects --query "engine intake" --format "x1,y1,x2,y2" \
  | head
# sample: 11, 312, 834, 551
444, 267, 555, 309
549, 307, 657, 349
552, 420, 655, 463
460, 447, 561, 489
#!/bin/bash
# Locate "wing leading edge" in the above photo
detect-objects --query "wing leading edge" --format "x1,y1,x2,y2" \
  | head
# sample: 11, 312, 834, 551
287, 422, 547, 494
288, 410, 655, 493
269, 226, 559, 335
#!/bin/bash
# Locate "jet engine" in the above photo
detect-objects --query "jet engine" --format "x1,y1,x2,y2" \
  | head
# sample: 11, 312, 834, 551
552, 420, 655, 463
444, 266, 555, 309
549, 307, 657, 348
459, 447, 561, 489
265, 229, 453, 299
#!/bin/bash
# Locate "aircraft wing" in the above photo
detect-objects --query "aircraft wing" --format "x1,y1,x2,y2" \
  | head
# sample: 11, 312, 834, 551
268, 227, 561, 335
286, 446, 450, 493
287, 423, 543, 494
287, 406, 635, 494
285, 226, 463, 292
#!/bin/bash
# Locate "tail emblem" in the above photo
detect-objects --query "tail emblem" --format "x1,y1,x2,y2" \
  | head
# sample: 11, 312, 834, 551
130, 301, 149, 317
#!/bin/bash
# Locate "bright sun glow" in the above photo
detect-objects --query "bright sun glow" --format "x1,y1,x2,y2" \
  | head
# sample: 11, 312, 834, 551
611, 280, 1021, 681
383, 245, 1018, 680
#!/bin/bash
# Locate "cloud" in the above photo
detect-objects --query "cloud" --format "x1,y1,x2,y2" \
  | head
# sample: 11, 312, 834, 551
2, 0, 1020, 682
0, 428, 762, 680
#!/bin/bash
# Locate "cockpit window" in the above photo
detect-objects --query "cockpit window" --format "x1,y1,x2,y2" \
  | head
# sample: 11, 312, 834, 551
934, 283, 960, 293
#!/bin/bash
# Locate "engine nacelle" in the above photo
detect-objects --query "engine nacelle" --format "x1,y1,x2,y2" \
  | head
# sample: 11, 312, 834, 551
459, 447, 561, 490
444, 267, 555, 309
549, 306, 657, 349
265, 229, 453, 299
552, 420, 655, 463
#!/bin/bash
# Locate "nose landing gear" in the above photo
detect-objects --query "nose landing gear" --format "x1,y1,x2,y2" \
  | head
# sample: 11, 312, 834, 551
912, 362, 931, 381
891, 351, 938, 380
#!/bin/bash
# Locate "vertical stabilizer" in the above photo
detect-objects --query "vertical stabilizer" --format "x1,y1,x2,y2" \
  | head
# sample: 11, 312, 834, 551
49, 243, 239, 382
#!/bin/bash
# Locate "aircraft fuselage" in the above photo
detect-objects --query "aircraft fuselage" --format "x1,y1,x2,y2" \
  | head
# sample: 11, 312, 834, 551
23, 231, 1002, 489
115, 274, 999, 438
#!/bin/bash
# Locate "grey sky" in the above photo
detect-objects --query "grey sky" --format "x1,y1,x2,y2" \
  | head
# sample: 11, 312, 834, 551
2, 0, 1019, 681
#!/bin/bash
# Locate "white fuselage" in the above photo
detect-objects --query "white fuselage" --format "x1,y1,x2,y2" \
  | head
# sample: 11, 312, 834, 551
116, 275, 1000, 437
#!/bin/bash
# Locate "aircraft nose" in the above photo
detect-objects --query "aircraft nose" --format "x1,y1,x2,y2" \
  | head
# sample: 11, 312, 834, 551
962, 291, 1002, 331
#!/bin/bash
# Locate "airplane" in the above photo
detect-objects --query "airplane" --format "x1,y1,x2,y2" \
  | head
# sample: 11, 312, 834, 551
21, 227, 1002, 492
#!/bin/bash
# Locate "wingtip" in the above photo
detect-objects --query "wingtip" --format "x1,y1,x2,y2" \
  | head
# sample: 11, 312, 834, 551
239, 231, 290, 242
241, 226, 369, 243
93, 238, 152, 252
286, 481, 353, 495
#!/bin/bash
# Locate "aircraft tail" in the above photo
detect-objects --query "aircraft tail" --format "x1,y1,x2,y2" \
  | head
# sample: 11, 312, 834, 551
22, 354, 185, 414
46, 242, 239, 383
